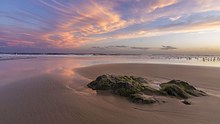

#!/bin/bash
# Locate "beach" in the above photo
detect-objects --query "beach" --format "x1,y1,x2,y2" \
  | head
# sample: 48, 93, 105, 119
2, 0, 220, 123
0, 56, 220, 124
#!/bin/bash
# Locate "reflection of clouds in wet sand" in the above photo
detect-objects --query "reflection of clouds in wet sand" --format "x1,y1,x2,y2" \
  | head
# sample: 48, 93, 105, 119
44, 66, 76, 77
42, 63, 87, 92
42, 62, 95, 95
68, 71, 97, 95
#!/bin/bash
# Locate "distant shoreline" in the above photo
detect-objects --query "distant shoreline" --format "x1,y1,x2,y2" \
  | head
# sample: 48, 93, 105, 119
1, 54, 220, 68
1, 52, 220, 56
0, 56, 36, 61
0, 53, 141, 56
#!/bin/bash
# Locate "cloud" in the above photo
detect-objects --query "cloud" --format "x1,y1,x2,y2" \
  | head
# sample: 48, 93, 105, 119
130, 47, 150, 50
169, 16, 181, 21
0, 0, 129, 48
195, 0, 220, 12
91, 46, 106, 50
91, 45, 177, 51
147, 0, 178, 13
114, 45, 129, 48
106, 11, 220, 40
0, 41, 7, 47
106, 45, 129, 48
91, 45, 152, 51
161, 45, 177, 50
38, 0, 129, 48
91, 45, 129, 49
0, 0, 220, 51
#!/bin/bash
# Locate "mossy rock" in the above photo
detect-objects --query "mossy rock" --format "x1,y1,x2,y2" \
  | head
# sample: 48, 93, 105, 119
87, 75, 206, 105
160, 83, 190, 99
116, 87, 138, 97
129, 94, 157, 104
142, 86, 162, 95
87, 75, 113, 90
88, 74, 147, 96
160, 80, 207, 99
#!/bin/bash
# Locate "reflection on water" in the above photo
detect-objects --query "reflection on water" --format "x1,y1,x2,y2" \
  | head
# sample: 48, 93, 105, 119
0, 57, 77, 87
1, 55, 220, 88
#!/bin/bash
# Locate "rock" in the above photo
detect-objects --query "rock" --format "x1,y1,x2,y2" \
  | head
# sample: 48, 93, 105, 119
160, 83, 190, 99
87, 75, 113, 90
142, 86, 162, 95
87, 74, 147, 96
160, 80, 207, 99
129, 94, 157, 104
181, 99, 191, 105
87, 75, 206, 105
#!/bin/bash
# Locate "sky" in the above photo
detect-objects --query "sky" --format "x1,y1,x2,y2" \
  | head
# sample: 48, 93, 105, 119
0, 0, 220, 54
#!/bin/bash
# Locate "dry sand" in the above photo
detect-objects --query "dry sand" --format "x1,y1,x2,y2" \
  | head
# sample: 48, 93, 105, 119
1, 63, 220, 124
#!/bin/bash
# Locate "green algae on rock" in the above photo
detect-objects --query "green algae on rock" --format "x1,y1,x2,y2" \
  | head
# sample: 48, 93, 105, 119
160, 80, 207, 99
87, 75, 146, 96
87, 75, 207, 105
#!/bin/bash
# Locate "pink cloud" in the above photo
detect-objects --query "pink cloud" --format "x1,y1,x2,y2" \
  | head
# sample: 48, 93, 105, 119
1, 0, 220, 50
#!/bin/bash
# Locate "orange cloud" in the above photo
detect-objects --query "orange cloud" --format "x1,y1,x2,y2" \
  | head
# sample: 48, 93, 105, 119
147, 0, 178, 12
39, 0, 128, 48
196, 0, 220, 12
36, 0, 180, 48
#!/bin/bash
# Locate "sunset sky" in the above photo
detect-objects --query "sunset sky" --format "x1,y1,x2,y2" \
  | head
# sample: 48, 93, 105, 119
0, 0, 220, 54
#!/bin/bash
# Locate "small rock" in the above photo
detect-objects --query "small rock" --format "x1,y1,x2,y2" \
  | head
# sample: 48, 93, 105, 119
181, 99, 191, 105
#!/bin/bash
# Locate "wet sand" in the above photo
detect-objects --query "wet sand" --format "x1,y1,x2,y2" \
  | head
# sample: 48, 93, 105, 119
76, 63, 220, 124
77, 63, 220, 92
1, 60, 220, 124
